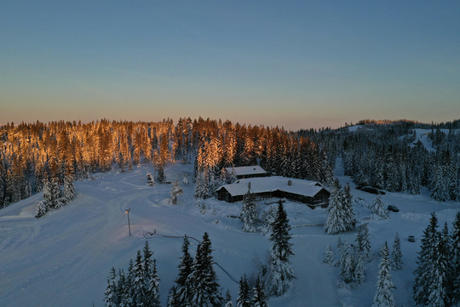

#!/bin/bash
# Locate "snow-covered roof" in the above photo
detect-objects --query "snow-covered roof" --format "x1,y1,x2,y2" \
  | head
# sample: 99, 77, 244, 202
218, 176, 328, 198
224, 165, 268, 176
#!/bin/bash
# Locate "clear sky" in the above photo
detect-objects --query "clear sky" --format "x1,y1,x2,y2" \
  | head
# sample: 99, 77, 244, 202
1, 0, 459, 129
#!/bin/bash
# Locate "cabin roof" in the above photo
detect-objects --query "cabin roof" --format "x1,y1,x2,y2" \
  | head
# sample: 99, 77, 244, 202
224, 165, 268, 177
217, 176, 328, 198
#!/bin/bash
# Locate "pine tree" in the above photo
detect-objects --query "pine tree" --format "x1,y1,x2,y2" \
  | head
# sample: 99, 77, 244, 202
269, 201, 295, 296
356, 224, 371, 259
452, 212, 460, 305
188, 232, 222, 306
104, 267, 118, 307
252, 276, 268, 307
240, 184, 257, 232
323, 244, 334, 265
372, 242, 395, 307
391, 233, 402, 270
371, 197, 388, 219
236, 275, 251, 307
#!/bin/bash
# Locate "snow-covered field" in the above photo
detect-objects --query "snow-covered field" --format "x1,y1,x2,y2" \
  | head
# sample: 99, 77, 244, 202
0, 162, 458, 306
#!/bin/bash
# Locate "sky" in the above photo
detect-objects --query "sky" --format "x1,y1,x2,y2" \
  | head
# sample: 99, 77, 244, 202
1, 0, 459, 130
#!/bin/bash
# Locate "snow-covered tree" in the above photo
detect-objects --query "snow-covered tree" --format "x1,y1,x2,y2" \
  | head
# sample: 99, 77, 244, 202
371, 197, 388, 219
353, 251, 366, 284
323, 244, 334, 265
252, 276, 268, 307
63, 174, 76, 203
261, 205, 277, 236
143, 242, 160, 306
170, 181, 183, 205
237, 275, 251, 307
104, 267, 118, 307
413, 213, 451, 306
356, 224, 371, 259
188, 232, 222, 306
391, 233, 402, 270
269, 201, 295, 296
35, 200, 48, 218
339, 243, 355, 283
182, 175, 189, 185
431, 165, 449, 201
240, 184, 257, 232
452, 212, 460, 305
147, 173, 155, 186
172, 235, 194, 306
194, 170, 210, 199
224, 290, 233, 307
325, 181, 356, 234
156, 165, 165, 183
372, 242, 395, 307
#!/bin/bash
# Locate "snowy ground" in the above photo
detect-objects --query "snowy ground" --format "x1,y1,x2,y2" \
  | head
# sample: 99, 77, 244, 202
0, 162, 459, 306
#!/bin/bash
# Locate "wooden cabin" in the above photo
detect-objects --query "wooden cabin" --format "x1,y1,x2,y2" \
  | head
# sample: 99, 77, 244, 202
216, 176, 330, 208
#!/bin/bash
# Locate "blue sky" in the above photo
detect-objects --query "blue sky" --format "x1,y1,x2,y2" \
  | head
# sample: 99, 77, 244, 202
1, 0, 459, 129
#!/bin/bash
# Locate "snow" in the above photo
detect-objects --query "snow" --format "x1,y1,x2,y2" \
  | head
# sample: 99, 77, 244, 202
224, 165, 268, 177
407, 128, 459, 152
0, 162, 459, 306
218, 176, 325, 198
347, 125, 365, 132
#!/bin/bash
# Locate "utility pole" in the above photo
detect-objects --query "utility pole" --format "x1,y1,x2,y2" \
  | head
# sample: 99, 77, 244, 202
125, 208, 131, 237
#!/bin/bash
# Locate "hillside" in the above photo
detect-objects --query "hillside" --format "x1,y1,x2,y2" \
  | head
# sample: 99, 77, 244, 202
0, 162, 458, 306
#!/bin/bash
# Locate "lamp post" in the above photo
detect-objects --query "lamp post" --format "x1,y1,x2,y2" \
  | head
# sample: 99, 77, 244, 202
125, 208, 131, 237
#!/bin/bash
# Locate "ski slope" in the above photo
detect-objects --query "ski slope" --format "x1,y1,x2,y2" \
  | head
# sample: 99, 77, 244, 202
0, 163, 458, 306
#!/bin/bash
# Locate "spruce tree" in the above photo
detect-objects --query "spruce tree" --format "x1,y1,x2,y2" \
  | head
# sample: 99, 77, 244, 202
117, 269, 130, 307
236, 275, 251, 307
356, 224, 371, 259
353, 251, 366, 284
173, 235, 194, 306
133, 250, 145, 306
143, 242, 160, 307
252, 276, 268, 307
414, 213, 439, 305
269, 201, 294, 296
188, 232, 222, 306
452, 212, 460, 305
224, 290, 233, 307
322, 244, 334, 265
325, 181, 355, 234
35, 200, 48, 218
391, 233, 402, 270
240, 184, 257, 232
167, 286, 180, 307
104, 267, 118, 307
372, 242, 395, 307
339, 243, 355, 283
63, 174, 76, 203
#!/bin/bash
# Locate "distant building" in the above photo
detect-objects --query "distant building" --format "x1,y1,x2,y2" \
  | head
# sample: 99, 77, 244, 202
216, 176, 330, 208
224, 165, 269, 179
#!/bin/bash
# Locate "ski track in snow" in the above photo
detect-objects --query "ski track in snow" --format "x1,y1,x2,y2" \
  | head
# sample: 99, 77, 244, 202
0, 162, 459, 306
